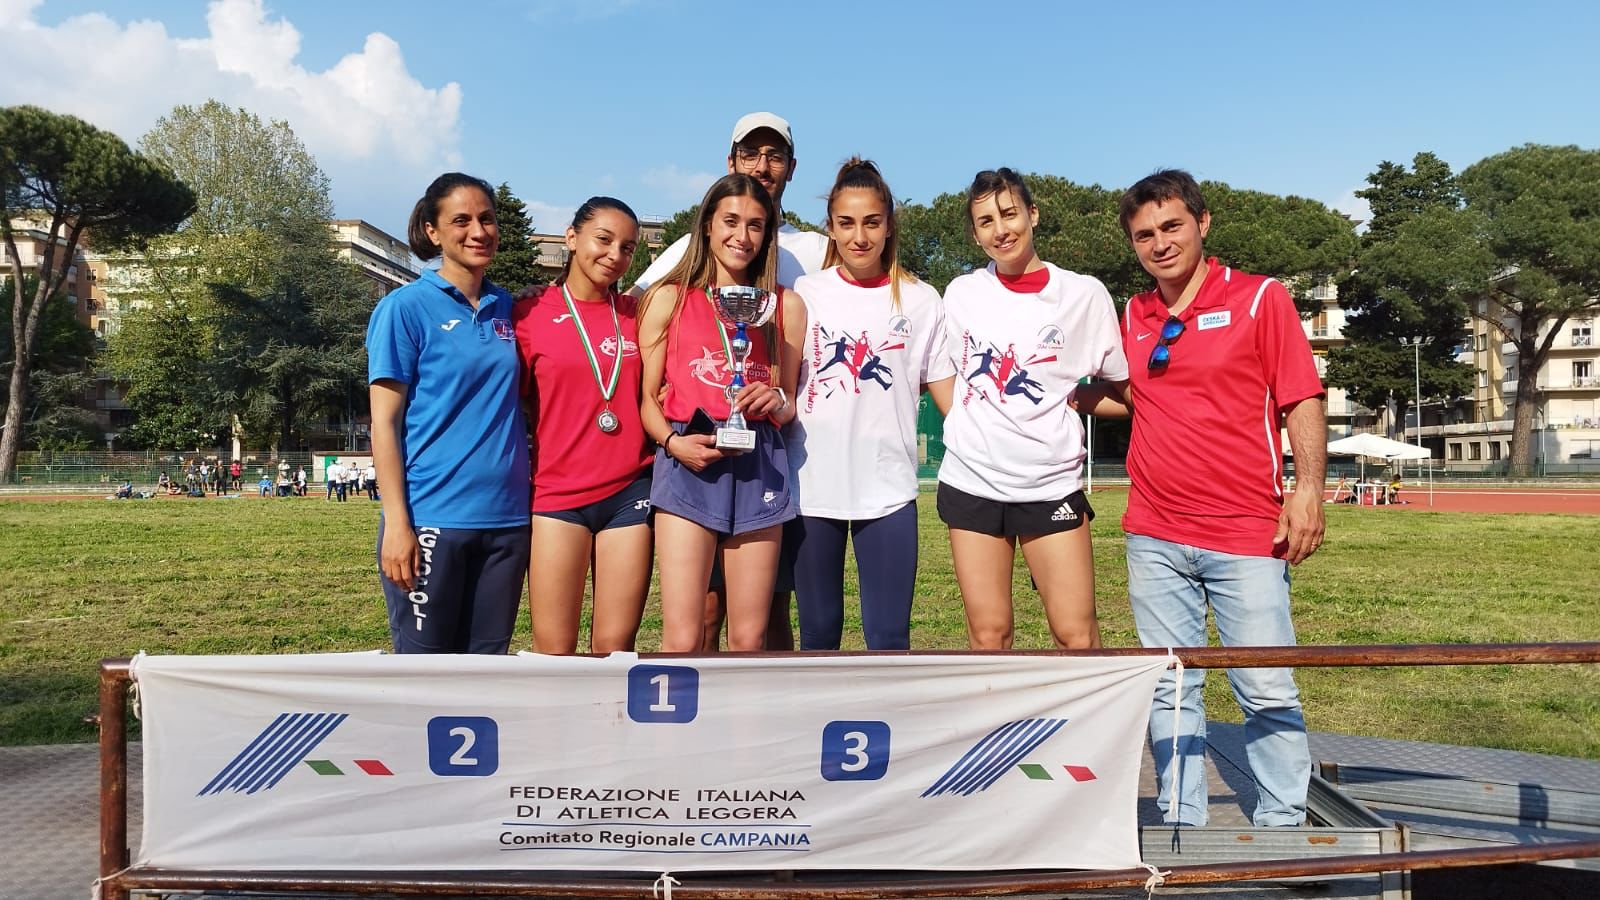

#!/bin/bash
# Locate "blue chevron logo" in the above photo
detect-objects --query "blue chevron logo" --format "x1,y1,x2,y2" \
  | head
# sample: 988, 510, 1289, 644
198, 712, 349, 796
921, 718, 1068, 797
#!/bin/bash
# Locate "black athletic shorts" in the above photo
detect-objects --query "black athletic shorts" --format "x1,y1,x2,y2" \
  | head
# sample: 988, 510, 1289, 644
935, 482, 1094, 537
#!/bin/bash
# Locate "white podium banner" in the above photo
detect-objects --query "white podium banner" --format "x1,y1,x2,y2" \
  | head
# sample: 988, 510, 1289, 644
133, 652, 1168, 872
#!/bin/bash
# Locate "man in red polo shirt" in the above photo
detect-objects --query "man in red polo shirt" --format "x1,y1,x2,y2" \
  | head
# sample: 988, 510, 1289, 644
1118, 169, 1327, 827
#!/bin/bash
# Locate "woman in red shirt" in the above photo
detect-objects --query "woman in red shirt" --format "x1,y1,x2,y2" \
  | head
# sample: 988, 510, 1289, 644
514, 198, 652, 654
638, 174, 807, 652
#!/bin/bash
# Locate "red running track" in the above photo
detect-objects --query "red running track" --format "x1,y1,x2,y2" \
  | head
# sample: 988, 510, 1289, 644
1321, 487, 1600, 515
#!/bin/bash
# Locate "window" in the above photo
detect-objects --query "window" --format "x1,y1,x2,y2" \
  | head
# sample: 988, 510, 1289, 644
1478, 371, 1488, 389
1469, 442, 1482, 460
1478, 334, 1488, 352
1577, 360, 1595, 387
1311, 310, 1329, 338
1450, 443, 1463, 461
1490, 442, 1502, 460
1574, 324, 1594, 347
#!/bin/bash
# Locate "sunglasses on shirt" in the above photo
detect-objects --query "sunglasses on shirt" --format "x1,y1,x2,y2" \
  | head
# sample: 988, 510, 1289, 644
1148, 316, 1185, 371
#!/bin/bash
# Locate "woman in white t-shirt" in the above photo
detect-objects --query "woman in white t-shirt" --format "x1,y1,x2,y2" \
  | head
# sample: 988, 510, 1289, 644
790, 159, 955, 650
936, 168, 1129, 650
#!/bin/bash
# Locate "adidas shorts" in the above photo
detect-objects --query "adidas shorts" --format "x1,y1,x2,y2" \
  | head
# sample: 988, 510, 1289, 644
935, 482, 1094, 538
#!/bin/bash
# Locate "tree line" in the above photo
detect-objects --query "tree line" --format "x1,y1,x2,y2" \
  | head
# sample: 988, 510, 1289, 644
4, 101, 1597, 481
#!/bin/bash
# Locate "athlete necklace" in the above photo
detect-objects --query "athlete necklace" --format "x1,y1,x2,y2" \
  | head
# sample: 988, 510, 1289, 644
559, 284, 623, 433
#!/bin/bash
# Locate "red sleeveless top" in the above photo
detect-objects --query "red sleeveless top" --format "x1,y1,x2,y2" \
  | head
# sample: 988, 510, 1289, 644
660, 286, 783, 425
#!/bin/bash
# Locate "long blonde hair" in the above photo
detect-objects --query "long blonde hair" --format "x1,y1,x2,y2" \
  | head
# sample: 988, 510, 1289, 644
820, 157, 918, 311
642, 173, 782, 368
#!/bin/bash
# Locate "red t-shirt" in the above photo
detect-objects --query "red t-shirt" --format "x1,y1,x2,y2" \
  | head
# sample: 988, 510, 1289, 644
514, 285, 651, 513
1121, 259, 1324, 557
996, 267, 1050, 294
660, 286, 782, 425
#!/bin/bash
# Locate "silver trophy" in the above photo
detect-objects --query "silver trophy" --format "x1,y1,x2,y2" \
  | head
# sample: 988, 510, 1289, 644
711, 285, 778, 451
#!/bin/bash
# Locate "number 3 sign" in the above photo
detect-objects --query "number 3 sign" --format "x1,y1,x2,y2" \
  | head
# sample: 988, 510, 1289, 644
820, 720, 890, 781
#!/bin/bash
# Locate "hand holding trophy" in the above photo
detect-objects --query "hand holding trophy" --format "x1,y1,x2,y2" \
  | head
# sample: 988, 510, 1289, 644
710, 285, 778, 452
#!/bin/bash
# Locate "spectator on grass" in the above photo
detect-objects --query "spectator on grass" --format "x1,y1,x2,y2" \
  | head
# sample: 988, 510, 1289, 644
157, 471, 172, 494
1104, 170, 1326, 827
230, 459, 242, 491
296, 466, 308, 496
258, 475, 272, 497
363, 464, 377, 500
326, 461, 343, 501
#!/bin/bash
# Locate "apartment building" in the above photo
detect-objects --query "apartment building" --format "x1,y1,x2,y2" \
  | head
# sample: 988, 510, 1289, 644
330, 219, 418, 297
1426, 299, 1599, 468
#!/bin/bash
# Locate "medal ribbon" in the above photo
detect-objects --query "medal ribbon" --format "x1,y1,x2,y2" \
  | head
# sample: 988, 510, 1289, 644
705, 290, 741, 416
561, 285, 622, 403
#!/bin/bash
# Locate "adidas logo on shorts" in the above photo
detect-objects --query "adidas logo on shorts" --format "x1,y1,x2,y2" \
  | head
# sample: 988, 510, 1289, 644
1050, 501, 1078, 522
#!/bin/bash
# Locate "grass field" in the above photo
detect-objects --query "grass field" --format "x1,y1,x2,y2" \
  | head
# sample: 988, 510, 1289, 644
2, 492, 1597, 757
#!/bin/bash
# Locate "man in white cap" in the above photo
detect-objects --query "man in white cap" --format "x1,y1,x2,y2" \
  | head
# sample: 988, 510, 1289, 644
629, 112, 827, 651
629, 111, 827, 296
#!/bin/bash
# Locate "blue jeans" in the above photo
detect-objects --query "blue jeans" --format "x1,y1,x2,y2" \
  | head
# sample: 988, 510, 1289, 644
1125, 534, 1309, 826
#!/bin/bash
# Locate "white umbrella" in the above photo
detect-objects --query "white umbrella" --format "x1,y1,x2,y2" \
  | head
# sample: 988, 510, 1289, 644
1327, 433, 1436, 505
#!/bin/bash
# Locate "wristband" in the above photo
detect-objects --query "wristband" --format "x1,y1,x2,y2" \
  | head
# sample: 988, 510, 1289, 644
662, 433, 676, 453
773, 388, 789, 413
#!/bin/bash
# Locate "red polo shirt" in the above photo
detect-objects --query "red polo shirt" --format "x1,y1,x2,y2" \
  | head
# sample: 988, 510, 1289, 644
1121, 258, 1323, 557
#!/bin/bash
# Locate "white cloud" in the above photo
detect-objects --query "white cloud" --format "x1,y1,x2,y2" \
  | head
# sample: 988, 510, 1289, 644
0, 0, 462, 226
641, 165, 718, 206
1330, 187, 1372, 232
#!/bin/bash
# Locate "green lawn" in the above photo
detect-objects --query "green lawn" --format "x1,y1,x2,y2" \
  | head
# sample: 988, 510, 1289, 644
2, 493, 1596, 757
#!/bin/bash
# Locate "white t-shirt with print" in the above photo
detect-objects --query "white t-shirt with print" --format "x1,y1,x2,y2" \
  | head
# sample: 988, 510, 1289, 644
632, 223, 829, 293
938, 262, 1129, 503
790, 269, 956, 519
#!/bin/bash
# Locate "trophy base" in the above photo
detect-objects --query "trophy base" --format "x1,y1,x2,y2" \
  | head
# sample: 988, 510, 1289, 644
715, 426, 757, 452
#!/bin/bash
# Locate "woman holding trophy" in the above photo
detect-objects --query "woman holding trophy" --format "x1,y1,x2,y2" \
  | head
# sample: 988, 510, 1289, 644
514, 198, 653, 654
789, 159, 955, 650
638, 174, 808, 652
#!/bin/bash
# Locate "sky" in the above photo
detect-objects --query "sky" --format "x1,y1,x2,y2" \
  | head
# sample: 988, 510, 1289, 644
4, 0, 1600, 242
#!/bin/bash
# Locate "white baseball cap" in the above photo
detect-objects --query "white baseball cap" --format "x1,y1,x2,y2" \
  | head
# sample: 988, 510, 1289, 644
730, 112, 793, 151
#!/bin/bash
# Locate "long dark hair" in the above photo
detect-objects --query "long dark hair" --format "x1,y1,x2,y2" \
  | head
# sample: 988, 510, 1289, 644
407, 172, 495, 260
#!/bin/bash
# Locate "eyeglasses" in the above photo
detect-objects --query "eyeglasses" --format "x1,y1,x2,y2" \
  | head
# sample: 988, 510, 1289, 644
734, 147, 791, 168
1147, 316, 1185, 371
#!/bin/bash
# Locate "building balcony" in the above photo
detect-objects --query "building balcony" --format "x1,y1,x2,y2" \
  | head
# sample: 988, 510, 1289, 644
1542, 377, 1600, 392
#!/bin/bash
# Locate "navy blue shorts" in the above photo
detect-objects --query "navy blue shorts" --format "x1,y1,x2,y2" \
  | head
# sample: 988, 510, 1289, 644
650, 421, 795, 537
533, 473, 652, 533
379, 518, 529, 654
